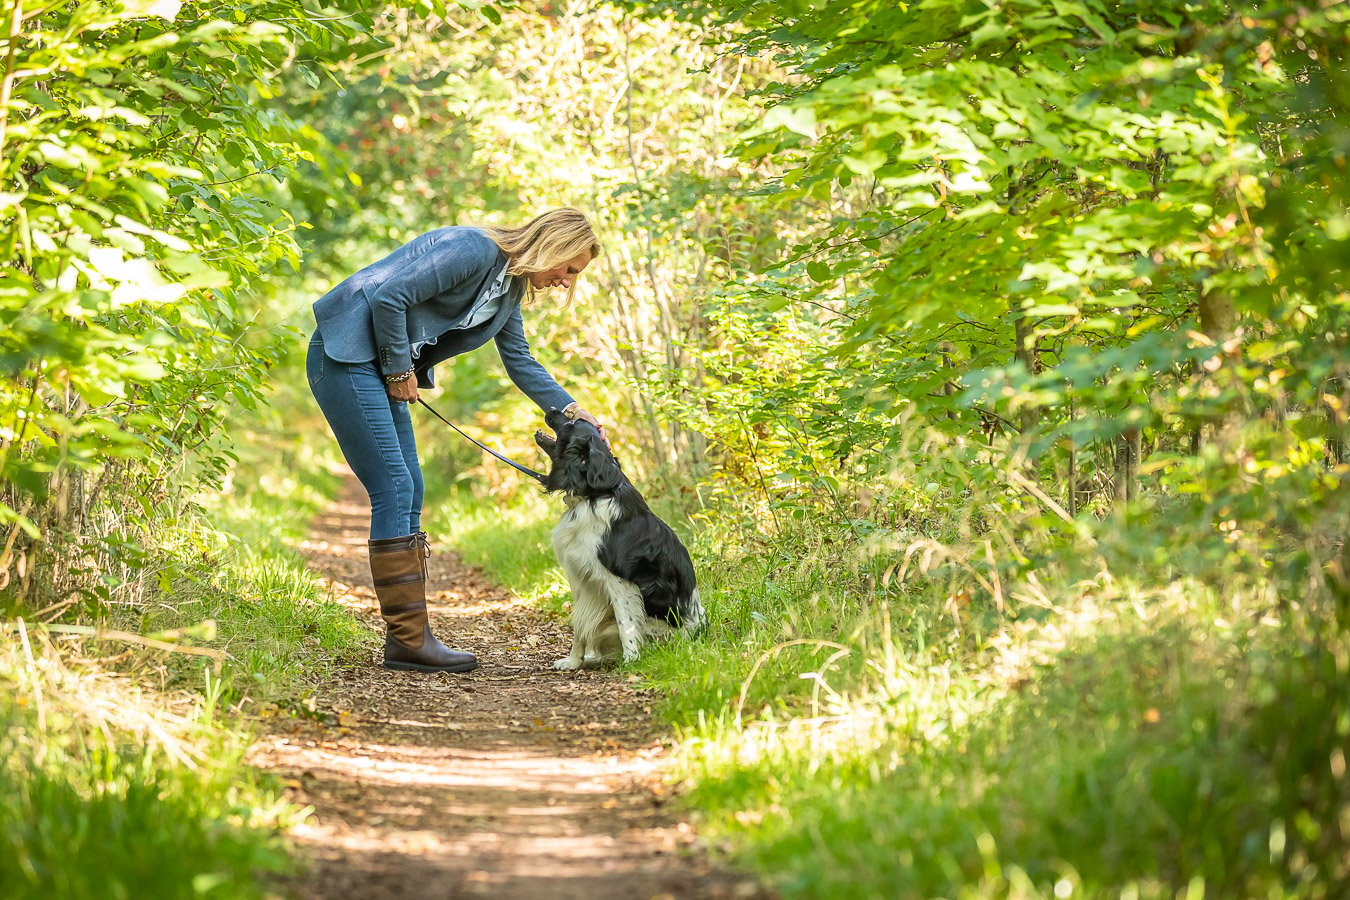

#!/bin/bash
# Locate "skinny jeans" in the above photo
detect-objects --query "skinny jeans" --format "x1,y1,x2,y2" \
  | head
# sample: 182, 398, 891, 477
306, 330, 423, 540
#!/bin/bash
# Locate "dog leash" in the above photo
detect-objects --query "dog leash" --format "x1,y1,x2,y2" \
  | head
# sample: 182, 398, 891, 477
416, 398, 548, 484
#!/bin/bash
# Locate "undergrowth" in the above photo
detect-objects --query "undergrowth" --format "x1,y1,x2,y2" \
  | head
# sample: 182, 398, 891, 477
0, 632, 300, 899
105, 341, 374, 706
0, 337, 368, 897
425, 459, 1350, 899
124, 438, 373, 705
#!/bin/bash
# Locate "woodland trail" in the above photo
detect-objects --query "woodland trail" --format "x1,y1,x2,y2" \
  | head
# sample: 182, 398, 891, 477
247, 474, 767, 899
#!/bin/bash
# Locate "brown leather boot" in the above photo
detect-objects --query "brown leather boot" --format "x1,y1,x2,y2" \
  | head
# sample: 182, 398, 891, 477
369, 533, 478, 673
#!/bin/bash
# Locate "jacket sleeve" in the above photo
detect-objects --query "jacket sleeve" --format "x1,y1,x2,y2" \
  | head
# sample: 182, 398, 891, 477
368, 234, 495, 377
494, 304, 576, 413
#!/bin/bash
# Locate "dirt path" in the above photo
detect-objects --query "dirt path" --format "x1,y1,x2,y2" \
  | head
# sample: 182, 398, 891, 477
247, 476, 765, 899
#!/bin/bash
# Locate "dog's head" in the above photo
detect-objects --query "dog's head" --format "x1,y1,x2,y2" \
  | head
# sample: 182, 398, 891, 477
534, 408, 623, 498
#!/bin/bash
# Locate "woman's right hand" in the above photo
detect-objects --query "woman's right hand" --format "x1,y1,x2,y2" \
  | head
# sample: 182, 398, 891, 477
386, 379, 419, 403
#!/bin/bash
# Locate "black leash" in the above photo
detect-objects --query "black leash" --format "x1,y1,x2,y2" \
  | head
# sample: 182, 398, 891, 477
416, 398, 548, 484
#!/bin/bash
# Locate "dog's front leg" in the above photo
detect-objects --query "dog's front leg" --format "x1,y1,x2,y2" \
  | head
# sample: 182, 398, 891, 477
553, 634, 586, 671
609, 579, 647, 663
553, 615, 587, 670
553, 575, 591, 671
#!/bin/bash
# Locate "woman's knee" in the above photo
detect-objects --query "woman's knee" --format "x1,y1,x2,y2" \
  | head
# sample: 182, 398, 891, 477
371, 468, 415, 504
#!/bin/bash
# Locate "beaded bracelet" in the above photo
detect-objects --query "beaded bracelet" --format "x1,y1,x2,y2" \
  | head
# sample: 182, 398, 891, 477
383, 367, 416, 384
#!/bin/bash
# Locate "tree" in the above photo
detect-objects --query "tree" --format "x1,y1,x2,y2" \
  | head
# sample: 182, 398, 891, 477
0, 0, 391, 608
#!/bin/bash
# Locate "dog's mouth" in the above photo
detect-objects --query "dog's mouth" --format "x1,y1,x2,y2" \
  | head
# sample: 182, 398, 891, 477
534, 429, 557, 451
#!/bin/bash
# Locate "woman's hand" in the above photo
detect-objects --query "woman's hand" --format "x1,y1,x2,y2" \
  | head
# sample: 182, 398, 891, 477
566, 405, 610, 447
386, 379, 419, 403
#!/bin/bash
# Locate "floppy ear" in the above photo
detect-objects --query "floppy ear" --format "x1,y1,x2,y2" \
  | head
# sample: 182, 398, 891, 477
584, 438, 622, 492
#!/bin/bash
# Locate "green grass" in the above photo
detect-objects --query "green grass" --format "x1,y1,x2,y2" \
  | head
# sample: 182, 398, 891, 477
0, 628, 302, 899
416, 470, 1350, 899
665, 578, 1349, 898
124, 489, 374, 704
642, 507, 1350, 898
0, 340, 371, 898
0, 452, 357, 898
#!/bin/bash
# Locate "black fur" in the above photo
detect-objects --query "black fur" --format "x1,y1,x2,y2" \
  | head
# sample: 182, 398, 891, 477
535, 409, 698, 627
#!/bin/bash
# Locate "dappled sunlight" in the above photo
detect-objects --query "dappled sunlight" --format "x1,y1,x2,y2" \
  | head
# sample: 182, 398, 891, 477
8, 0, 1343, 893
241, 472, 762, 897
435, 592, 539, 618
0, 629, 299, 893
0, 630, 222, 770
701, 647, 989, 775
695, 576, 1274, 777
255, 738, 658, 794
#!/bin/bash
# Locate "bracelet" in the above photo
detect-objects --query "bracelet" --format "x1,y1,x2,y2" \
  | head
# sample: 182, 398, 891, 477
562, 402, 580, 420
384, 367, 416, 384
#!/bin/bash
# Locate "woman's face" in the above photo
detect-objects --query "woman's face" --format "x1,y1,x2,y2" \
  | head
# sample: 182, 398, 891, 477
528, 250, 592, 291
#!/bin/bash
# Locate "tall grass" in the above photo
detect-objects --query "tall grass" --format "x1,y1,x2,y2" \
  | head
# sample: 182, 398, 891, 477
421, 452, 1350, 898
0, 627, 301, 898
0, 332, 372, 896
666, 574, 1349, 898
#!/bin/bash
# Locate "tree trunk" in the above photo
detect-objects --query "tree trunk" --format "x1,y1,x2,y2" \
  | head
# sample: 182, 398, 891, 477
1198, 285, 1236, 341
1114, 428, 1140, 504
1193, 283, 1240, 454
1014, 310, 1039, 434
1067, 437, 1078, 516
1125, 427, 1140, 502
940, 340, 957, 423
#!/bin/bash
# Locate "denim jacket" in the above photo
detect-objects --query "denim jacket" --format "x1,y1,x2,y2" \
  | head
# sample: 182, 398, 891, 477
312, 226, 574, 412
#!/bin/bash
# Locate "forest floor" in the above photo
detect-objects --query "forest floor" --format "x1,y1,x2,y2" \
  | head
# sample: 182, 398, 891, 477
246, 476, 767, 899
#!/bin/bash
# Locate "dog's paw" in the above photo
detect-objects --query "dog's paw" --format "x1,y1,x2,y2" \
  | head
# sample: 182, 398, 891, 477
621, 649, 639, 664
552, 656, 582, 671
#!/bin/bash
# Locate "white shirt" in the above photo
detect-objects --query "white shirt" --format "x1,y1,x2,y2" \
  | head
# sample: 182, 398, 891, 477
411, 265, 513, 360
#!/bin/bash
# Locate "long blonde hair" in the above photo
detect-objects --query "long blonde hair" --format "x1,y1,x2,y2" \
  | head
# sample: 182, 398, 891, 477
481, 208, 601, 299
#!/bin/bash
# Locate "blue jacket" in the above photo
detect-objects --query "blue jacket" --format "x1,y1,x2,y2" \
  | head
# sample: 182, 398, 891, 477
312, 226, 575, 412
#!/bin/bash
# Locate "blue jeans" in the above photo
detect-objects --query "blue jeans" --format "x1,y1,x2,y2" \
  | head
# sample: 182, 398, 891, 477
307, 331, 423, 540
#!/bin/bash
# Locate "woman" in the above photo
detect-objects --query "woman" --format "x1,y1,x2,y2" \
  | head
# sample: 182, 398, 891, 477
307, 207, 605, 674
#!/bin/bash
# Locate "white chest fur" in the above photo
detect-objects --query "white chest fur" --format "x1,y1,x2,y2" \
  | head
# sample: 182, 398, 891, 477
551, 497, 620, 583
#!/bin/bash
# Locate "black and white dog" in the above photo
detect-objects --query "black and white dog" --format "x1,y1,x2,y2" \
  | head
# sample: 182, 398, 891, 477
534, 408, 704, 669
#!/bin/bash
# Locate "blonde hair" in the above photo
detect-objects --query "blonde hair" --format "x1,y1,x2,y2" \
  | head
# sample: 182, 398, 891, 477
481, 208, 601, 284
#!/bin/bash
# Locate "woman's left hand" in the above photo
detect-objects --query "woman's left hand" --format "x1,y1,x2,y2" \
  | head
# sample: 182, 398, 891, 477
569, 406, 610, 448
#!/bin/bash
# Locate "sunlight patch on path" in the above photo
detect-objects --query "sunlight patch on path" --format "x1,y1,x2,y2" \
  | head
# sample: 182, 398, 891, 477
249, 471, 768, 899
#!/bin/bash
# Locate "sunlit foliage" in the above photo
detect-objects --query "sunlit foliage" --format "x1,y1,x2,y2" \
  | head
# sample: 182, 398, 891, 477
627, 0, 1349, 598
0, 1, 392, 609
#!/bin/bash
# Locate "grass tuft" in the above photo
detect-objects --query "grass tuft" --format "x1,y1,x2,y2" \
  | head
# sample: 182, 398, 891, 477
0, 629, 300, 899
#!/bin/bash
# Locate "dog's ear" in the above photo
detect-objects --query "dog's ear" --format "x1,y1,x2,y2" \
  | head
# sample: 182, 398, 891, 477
584, 438, 622, 492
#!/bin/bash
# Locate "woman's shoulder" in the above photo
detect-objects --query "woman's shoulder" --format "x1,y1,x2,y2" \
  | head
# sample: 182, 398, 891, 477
423, 225, 500, 256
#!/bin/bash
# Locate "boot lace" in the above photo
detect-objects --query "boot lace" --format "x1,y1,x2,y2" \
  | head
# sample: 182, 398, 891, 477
416, 531, 431, 577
